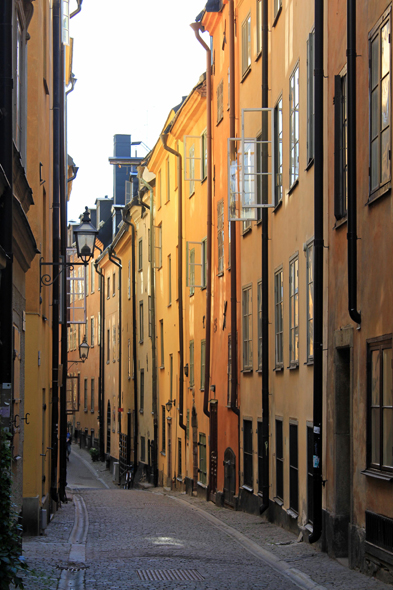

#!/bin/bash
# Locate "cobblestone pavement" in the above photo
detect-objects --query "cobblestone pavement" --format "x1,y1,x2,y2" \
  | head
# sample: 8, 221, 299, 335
20, 446, 392, 590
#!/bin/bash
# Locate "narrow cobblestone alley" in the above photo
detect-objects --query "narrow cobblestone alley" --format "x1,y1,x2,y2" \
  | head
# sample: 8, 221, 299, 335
21, 446, 393, 590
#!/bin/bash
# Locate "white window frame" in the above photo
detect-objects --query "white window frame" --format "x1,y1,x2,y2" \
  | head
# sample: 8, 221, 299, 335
289, 255, 299, 366
289, 63, 300, 188
306, 241, 314, 362
242, 284, 253, 370
241, 13, 251, 78
274, 267, 284, 367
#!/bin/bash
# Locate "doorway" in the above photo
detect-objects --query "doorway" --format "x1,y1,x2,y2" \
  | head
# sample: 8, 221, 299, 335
209, 402, 218, 494
223, 447, 236, 507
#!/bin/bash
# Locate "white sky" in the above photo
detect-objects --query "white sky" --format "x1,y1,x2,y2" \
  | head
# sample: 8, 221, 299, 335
67, 0, 208, 222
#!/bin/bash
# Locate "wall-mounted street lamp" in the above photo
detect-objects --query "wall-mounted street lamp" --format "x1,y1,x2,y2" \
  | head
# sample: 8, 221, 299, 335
166, 399, 175, 412
40, 207, 98, 289
79, 334, 89, 361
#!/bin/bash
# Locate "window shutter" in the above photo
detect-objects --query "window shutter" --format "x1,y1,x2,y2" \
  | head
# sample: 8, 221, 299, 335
334, 75, 343, 219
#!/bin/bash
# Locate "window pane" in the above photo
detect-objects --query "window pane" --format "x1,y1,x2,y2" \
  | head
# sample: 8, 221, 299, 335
381, 128, 390, 184
383, 408, 393, 467
371, 139, 379, 191
383, 348, 392, 407
382, 75, 390, 129
371, 37, 379, 90
371, 349, 380, 406
371, 89, 378, 139
308, 319, 313, 357
381, 22, 390, 78
371, 408, 381, 465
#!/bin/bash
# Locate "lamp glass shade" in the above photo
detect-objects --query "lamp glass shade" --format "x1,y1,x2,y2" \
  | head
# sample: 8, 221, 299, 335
74, 207, 98, 265
79, 335, 90, 361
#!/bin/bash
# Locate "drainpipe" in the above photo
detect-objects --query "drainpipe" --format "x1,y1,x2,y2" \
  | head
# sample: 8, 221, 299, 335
259, 0, 270, 516
0, 1, 14, 439
121, 213, 138, 468
50, 0, 61, 504
70, 0, 83, 19
140, 178, 158, 486
309, 0, 324, 544
109, 249, 122, 469
190, 23, 211, 420
95, 262, 105, 462
347, 0, 361, 326
160, 135, 186, 433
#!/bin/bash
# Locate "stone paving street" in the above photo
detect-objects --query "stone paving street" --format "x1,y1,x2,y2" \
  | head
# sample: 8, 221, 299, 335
20, 445, 393, 590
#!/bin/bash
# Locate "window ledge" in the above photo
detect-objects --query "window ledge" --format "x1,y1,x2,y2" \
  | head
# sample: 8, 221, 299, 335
177, 476, 183, 483
273, 366, 283, 372
256, 369, 262, 374
361, 469, 393, 482
241, 368, 253, 374
304, 523, 313, 534
368, 182, 391, 205
84, 409, 88, 413
167, 303, 172, 308
159, 366, 165, 370
217, 271, 224, 278
90, 410, 94, 414
113, 359, 116, 363
216, 117, 223, 127
288, 363, 299, 371
255, 50, 262, 62
161, 451, 166, 456
242, 485, 253, 493
273, 496, 283, 506
106, 361, 110, 365
197, 481, 207, 489
287, 508, 299, 519
333, 216, 347, 230
305, 157, 314, 171
241, 66, 252, 83
273, 199, 283, 213
287, 179, 299, 196
272, 5, 282, 27
139, 340, 144, 345
139, 409, 144, 414
242, 226, 252, 236
305, 359, 314, 366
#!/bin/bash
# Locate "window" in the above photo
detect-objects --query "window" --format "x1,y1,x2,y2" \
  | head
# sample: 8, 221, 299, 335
217, 200, 224, 273
189, 249, 195, 296
107, 329, 110, 362
369, 11, 391, 196
15, 15, 23, 152
178, 439, 182, 478
289, 423, 298, 513
91, 316, 95, 347
289, 64, 300, 187
168, 254, 172, 304
243, 141, 254, 232
140, 369, 144, 412
139, 301, 144, 343
189, 341, 194, 387
189, 144, 195, 196
112, 325, 116, 359
141, 436, 146, 462
161, 406, 166, 452
112, 273, 116, 296
91, 379, 95, 412
334, 71, 348, 219
274, 0, 282, 20
107, 276, 110, 299
274, 97, 283, 206
241, 14, 251, 78
158, 169, 162, 208
202, 238, 207, 288
257, 422, 264, 494
148, 296, 152, 337
156, 225, 162, 268
199, 433, 207, 484
138, 239, 143, 271
166, 157, 171, 201
160, 320, 164, 367
307, 425, 313, 523
91, 261, 95, 293
242, 285, 253, 370
258, 281, 262, 370
275, 268, 284, 367
86, 264, 89, 296
276, 419, 283, 500
306, 242, 314, 362
85, 320, 88, 344
256, 0, 262, 56
128, 260, 131, 299
186, 409, 190, 440
169, 354, 173, 400
227, 334, 232, 406
84, 378, 88, 411
217, 79, 224, 124
367, 336, 393, 474
202, 130, 208, 180
243, 419, 253, 488
289, 257, 299, 365
307, 30, 315, 164
200, 340, 206, 390
128, 339, 131, 379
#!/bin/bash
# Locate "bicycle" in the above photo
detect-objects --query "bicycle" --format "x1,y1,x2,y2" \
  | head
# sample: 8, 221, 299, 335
123, 464, 134, 490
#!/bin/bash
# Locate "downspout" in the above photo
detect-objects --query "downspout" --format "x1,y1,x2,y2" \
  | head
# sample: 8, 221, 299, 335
140, 178, 158, 486
347, 0, 361, 326
160, 135, 187, 433
50, 0, 61, 504
94, 262, 105, 462
0, 1, 14, 440
59, 38, 67, 503
109, 249, 122, 467
309, 0, 324, 544
121, 214, 138, 468
260, 0, 269, 516
70, 0, 83, 19
190, 23, 211, 419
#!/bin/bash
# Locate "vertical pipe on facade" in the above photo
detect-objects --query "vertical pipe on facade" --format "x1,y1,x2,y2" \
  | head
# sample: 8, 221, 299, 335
94, 263, 105, 461
190, 24, 211, 419
160, 136, 186, 433
109, 250, 122, 459
259, 0, 270, 515
140, 179, 158, 485
309, 0, 324, 544
50, 0, 61, 503
0, 0, 14, 438
59, 40, 68, 503
347, 0, 361, 326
